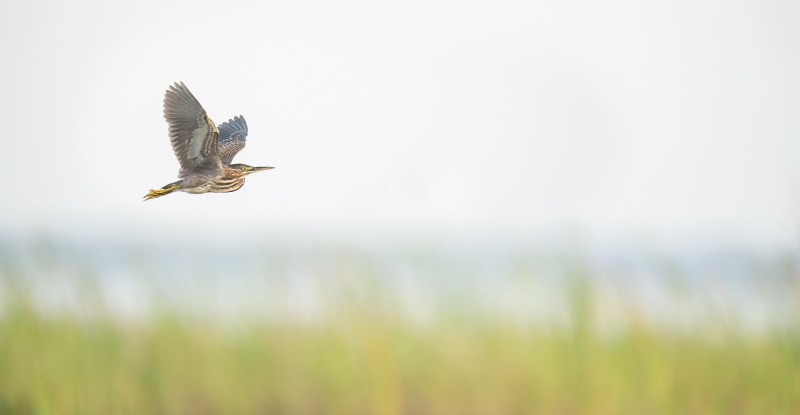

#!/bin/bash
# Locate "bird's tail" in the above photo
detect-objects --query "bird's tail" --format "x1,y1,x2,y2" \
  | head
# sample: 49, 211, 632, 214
143, 181, 182, 201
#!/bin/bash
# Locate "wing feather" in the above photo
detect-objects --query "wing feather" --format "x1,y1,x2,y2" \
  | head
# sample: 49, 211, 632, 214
217, 115, 248, 165
163, 82, 222, 178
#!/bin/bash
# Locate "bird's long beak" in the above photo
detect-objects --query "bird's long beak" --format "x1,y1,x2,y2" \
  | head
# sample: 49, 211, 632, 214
251, 166, 274, 173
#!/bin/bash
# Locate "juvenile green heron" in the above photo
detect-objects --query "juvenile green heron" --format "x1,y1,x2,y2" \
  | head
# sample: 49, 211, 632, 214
144, 82, 273, 200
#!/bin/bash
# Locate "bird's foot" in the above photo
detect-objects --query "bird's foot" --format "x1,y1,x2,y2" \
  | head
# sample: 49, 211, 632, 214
143, 184, 181, 201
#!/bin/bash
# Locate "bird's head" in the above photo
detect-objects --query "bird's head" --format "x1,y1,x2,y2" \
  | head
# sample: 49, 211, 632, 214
230, 163, 275, 175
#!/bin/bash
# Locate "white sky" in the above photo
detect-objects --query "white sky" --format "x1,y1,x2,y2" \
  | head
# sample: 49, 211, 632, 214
1, 0, 799, 247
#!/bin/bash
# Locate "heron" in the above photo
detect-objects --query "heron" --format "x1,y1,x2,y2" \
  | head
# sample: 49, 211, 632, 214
144, 82, 274, 200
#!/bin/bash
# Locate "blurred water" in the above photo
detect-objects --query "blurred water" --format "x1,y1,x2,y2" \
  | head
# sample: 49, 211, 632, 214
0, 233, 797, 334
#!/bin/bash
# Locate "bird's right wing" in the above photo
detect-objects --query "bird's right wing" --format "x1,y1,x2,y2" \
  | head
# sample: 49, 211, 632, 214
217, 116, 248, 165
163, 82, 223, 178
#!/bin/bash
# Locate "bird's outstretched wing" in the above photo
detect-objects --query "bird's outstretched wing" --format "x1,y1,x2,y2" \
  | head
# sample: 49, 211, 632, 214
163, 82, 222, 178
217, 116, 248, 165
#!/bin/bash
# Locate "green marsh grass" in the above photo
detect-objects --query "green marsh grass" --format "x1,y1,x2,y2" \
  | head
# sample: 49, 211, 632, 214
0, 242, 798, 414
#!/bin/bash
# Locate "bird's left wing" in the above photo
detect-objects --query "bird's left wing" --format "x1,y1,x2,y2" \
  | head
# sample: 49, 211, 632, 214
163, 82, 222, 178
217, 115, 248, 165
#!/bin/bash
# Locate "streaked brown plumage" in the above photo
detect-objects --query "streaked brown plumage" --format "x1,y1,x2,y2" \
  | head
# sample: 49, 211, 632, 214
144, 82, 273, 200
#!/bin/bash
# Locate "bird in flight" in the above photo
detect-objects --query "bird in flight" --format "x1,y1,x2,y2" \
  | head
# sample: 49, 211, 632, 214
144, 82, 273, 200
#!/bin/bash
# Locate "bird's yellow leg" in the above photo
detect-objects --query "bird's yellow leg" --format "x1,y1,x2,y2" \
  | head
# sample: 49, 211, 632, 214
143, 183, 182, 201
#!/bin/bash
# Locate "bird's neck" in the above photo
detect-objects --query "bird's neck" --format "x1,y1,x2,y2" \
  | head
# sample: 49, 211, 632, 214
222, 166, 245, 179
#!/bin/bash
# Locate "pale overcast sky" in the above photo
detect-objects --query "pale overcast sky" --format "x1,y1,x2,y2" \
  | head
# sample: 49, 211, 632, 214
1, 0, 799, 247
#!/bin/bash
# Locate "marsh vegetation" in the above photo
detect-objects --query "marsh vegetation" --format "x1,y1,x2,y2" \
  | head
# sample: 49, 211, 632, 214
0, 237, 797, 414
